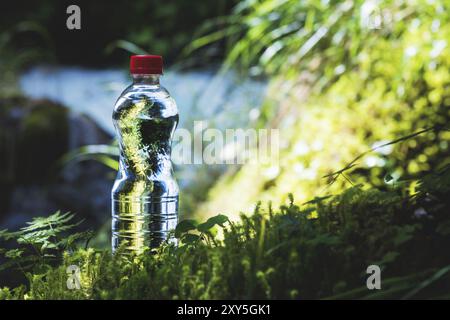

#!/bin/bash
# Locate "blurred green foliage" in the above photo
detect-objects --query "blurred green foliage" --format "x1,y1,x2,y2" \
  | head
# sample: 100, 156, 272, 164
193, 0, 450, 218
0, 0, 237, 66
1, 164, 449, 299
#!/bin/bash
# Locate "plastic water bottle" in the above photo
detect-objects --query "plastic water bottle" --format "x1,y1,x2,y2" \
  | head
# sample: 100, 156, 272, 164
112, 55, 179, 253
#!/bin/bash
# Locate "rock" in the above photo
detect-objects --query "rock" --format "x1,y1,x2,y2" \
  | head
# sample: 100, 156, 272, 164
0, 96, 114, 231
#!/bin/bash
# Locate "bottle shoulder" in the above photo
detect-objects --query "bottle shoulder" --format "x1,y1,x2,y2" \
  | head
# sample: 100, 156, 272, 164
121, 83, 172, 98
113, 83, 178, 117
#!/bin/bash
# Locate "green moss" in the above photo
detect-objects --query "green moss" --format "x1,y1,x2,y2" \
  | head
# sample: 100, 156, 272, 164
1, 165, 449, 299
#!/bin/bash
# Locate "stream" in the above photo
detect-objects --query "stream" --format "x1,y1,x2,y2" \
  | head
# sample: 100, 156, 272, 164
20, 65, 267, 134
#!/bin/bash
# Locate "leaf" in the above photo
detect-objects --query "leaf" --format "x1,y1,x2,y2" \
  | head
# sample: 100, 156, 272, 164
378, 251, 400, 265
0, 211, 84, 272
0, 256, 39, 272
196, 214, 229, 233
0, 229, 19, 241
5, 249, 24, 259
60, 144, 119, 170
384, 173, 394, 183
174, 219, 198, 238
181, 234, 201, 245
402, 265, 450, 299
0, 229, 8, 237
302, 195, 332, 205
104, 39, 148, 55
64, 231, 94, 247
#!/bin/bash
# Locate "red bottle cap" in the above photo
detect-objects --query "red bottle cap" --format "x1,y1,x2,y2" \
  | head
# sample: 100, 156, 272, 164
130, 55, 163, 74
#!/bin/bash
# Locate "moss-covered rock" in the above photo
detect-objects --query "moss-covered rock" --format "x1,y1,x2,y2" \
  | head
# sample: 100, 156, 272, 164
0, 96, 69, 184
17, 99, 69, 184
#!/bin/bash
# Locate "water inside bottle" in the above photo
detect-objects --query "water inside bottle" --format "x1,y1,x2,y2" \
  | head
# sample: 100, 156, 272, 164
112, 83, 179, 253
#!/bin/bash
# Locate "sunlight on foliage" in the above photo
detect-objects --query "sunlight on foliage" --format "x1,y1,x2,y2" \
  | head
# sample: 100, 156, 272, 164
194, 0, 450, 219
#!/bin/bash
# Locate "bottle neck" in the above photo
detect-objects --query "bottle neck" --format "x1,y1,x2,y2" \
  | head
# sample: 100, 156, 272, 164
132, 74, 161, 85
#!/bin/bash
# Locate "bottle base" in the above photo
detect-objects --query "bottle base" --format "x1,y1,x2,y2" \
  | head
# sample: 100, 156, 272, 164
111, 195, 178, 253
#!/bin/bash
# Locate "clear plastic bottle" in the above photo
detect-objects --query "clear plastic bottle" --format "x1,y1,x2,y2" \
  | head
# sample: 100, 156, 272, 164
111, 55, 179, 253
